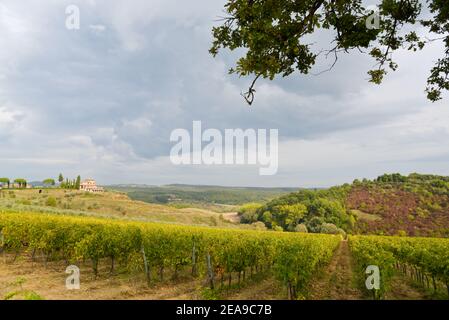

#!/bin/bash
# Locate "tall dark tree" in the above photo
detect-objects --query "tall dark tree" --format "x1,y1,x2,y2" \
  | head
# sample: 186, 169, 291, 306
210, 0, 449, 104
58, 173, 64, 184
75, 175, 81, 190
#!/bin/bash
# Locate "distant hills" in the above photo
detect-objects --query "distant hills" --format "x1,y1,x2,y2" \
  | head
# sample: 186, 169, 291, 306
107, 184, 299, 206
28, 181, 45, 187
108, 183, 301, 191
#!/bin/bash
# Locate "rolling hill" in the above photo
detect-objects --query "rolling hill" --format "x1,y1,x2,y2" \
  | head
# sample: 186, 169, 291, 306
107, 184, 298, 211
245, 173, 449, 237
0, 189, 239, 228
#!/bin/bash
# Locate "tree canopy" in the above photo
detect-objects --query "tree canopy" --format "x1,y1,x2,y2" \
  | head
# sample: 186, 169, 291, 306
43, 178, 56, 186
0, 178, 10, 188
210, 0, 449, 104
13, 179, 27, 188
253, 187, 352, 232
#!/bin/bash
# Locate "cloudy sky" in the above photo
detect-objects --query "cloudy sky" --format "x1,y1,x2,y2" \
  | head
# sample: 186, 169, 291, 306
0, 0, 448, 187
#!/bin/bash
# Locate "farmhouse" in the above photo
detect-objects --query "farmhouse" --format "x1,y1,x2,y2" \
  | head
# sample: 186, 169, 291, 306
79, 179, 104, 193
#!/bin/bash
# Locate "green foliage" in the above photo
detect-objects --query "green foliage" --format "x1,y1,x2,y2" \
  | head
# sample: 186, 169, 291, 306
43, 179, 56, 186
113, 185, 296, 206
238, 203, 263, 223
24, 291, 44, 300
13, 179, 27, 188
211, 0, 448, 103
75, 176, 81, 190
273, 234, 339, 299
249, 187, 351, 233
3, 291, 19, 300
349, 235, 449, 299
307, 216, 325, 233
0, 178, 10, 188
320, 223, 340, 234
251, 221, 267, 231
0, 276, 43, 301
397, 230, 407, 237
19, 199, 31, 206
45, 197, 57, 207
375, 173, 407, 183
60, 175, 81, 190
294, 224, 308, 233
279, 203, 308, 231
349, 236, 396, 299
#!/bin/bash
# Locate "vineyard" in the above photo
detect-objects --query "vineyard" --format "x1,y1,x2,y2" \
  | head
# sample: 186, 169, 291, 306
349, 235, 449, 299
2, 210, 449, 300
0, 211, 340, 299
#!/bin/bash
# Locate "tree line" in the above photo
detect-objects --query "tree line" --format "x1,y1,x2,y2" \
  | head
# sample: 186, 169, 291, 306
0, 173, 81, 189
58, 173, 81, 190
0, 178, 29, 189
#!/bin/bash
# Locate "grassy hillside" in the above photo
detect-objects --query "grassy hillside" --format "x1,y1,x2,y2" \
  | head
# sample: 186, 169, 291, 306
244, 173, 449, 237
0, 189, 242, 228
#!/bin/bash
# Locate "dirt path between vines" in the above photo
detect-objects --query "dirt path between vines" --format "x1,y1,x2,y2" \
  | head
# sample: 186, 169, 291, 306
309, 240, 364, 300
309, 240, 430, 300
227, 277, 284, 300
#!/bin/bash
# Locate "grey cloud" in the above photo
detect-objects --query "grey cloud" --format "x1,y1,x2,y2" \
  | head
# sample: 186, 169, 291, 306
0, 0, 448, 186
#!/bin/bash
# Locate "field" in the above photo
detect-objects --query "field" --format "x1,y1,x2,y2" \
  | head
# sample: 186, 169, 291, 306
1, 177, 449, 301
0, 189, 240, 228
0, 211, 339, 300
0, 209, 448, 300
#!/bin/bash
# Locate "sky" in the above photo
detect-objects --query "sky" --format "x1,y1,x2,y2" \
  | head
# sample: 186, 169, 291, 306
0, 0, 448, 188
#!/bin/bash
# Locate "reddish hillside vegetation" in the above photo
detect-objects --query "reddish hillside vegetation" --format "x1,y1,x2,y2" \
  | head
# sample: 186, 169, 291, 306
347, 177, 449, 237
248, 173, 449, 237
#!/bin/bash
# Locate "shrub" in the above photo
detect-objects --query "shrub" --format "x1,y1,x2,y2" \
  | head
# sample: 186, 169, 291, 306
294, 224, 308, 233
19, 199, 31, 206
397, 230, 407, 237
306, 216, 324, 233
251, 221, 267, 231
238, 203, 262, 223
209, 216, 218, 226
24, 291, 44, 300
320, 223, 340, 234
336, 228, 347, 238
45, 197, 57, 207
